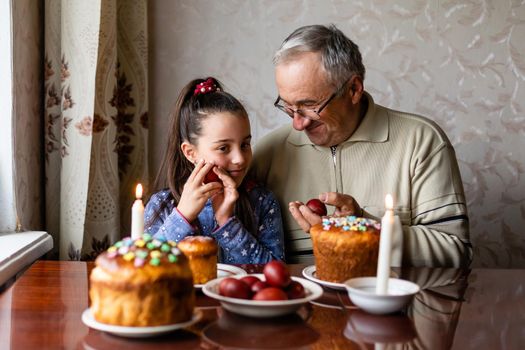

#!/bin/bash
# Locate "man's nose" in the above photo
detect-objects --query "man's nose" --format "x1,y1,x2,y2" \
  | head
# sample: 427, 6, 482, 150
292, 112, 311, 131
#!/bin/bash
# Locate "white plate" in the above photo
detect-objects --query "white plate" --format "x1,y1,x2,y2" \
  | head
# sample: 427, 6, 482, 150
302, 265, 348, 290
194, 264, 247, 289
81, 308, 202, 338
202, 274, 323, 318
302, 265, 397, 291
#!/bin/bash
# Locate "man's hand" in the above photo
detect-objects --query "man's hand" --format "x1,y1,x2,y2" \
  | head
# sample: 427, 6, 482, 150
288, 201, 323, 233
288, 192, 363, 233
319, 192, 362, 216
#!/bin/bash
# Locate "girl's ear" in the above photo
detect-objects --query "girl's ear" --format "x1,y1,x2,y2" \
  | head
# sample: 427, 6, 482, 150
181, 142, 197, 163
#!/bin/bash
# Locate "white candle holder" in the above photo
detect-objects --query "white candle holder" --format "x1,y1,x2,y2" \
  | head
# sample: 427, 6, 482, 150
344, 277, 420, 315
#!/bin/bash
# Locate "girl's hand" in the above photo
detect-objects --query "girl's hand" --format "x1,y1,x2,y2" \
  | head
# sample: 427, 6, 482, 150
177, 160, 223, 222
211, 168, 238, 226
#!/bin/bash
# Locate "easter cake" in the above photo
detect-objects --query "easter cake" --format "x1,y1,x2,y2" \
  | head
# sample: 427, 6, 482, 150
89, 234, 195, 326
310, 216, 381, 283
177, 236, 218, 285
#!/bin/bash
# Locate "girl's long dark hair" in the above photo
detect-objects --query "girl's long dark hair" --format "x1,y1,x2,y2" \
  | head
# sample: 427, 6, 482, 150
148, 77, 256, 234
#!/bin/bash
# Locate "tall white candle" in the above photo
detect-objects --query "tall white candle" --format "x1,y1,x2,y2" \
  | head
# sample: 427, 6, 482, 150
131, 183, 144, 239
376, 194, 394, 295
390, 215, 403, 267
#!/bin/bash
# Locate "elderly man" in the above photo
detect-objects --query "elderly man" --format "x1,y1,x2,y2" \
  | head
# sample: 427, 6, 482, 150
252, 24, 472, 267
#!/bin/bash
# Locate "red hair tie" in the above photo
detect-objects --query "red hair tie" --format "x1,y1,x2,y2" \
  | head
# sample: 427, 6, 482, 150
194, 78, 220, 96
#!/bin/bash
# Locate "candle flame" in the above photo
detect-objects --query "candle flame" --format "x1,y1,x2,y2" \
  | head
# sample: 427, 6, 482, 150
385, 194, 393, 210
135, 184, 143, 199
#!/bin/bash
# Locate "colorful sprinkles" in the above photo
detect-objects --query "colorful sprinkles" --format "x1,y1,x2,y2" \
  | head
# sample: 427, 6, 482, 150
322, 216, 381, 232
105, 234, 182, 267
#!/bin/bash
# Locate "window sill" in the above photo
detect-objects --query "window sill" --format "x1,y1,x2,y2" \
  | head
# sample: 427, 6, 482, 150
0, 231, 53, 290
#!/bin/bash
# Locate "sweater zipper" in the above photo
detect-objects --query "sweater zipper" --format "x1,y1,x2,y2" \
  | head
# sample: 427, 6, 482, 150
330, 145, 339, 192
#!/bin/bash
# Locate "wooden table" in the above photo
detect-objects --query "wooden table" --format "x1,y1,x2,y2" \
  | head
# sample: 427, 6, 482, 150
0, 261, 524, 349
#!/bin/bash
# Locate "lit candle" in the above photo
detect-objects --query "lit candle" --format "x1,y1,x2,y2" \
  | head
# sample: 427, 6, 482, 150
376, 194, 394, 295
131, 184, 144, 239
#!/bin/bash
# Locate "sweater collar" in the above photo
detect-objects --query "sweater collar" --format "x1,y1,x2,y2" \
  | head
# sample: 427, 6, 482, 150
287, 91, 388, 146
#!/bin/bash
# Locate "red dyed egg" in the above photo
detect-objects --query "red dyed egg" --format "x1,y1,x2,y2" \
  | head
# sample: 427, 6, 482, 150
252, 287, 288, 301
306, 199, 327, 216
263, 260, 291, 288
285, 280, 306, 299
240, 275, 261, 288
218, 277, 252, 299
251, 280, 268, 294
204, 168, 221, 184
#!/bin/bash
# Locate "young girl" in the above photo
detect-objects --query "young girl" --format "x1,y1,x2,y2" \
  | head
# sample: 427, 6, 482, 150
144, 77, 285, 264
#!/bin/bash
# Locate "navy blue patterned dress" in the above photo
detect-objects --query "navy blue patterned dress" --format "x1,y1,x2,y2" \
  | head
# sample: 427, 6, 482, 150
144, 184, 285, 264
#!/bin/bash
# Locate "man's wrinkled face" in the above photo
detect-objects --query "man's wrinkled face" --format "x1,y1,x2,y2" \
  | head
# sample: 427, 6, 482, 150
275, 52, 355, 147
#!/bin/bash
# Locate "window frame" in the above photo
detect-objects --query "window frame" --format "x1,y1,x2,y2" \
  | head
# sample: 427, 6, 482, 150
0, 0, 17, 234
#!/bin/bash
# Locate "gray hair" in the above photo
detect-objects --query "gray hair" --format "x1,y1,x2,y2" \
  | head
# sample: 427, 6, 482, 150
273, 24, 365, 88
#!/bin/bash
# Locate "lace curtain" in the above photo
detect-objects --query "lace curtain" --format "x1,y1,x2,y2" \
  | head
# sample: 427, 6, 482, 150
13, 0, 148, 260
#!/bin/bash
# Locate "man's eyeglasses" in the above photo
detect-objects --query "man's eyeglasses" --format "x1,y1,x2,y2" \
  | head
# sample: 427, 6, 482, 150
274, 79, 350, 121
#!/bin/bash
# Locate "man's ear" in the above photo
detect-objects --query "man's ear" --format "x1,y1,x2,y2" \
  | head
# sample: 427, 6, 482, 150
349, 76, 364, 104
181, 142, 197, 163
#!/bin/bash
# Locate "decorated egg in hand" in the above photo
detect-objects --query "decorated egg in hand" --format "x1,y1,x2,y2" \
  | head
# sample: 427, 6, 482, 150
204, 168, 221, 184
306, 199, 327, 216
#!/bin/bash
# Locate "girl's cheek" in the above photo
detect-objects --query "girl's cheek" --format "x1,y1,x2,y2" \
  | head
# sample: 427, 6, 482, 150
209, 157, 227, 168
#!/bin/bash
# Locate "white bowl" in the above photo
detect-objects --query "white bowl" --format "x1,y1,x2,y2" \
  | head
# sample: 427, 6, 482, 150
202, 274, 323, 318
344, 277, 420, 315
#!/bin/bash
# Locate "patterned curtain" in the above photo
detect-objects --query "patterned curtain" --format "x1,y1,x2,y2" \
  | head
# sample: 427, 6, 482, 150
43, 0, 148, 260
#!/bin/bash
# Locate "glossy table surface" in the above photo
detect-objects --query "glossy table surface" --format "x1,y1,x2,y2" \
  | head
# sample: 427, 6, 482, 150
0, 261, 524, 349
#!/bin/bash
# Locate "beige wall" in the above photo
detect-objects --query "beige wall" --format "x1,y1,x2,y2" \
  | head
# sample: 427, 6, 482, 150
149, 0, 525, 268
